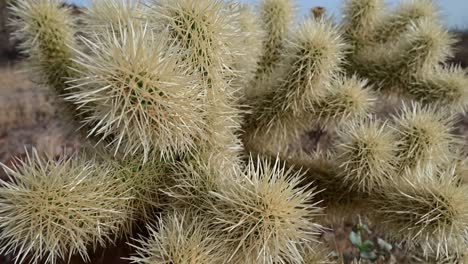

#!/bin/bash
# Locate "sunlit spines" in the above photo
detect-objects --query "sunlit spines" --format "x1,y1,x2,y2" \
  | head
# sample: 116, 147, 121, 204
355, 19, 456, 93
107, 156, 166, 231
163, 153, 237, 210
148, 0, 239, 86
148, 0, 244, 161
371, 0, 439, 44
196, 87, 244, 166
0, 151, 130, 264
392, 103, 456, 174
129, 211, 226, 264
84, 0, 146, 36
341, 0, 384, 51
312, 76, 375, 126
376, 175, 468, 259
206, 157, 323, 264
454, 157, 468, 186
230, 3, 264, 97
409, 65, 468, 111
252, 0, 294, 91
244, 19, 346, 155
395, 19, 455, 73
9, 0, 80, 114
67, 21, 206, 163
336, 118, 398, 193
276, 19, 346, 113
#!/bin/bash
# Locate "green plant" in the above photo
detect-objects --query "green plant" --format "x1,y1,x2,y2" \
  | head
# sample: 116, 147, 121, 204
3, 0, 468, 263
346, 222, 394, 262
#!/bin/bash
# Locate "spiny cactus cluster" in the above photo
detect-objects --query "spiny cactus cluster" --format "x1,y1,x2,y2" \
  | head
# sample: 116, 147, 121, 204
2, 0, 468, 263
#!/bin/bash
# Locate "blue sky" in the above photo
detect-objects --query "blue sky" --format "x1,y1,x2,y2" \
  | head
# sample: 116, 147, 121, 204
69, 0, 468, 28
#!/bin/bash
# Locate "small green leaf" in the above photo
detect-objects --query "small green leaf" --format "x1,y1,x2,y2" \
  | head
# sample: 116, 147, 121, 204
358, 240, 374, 252
349, 231, 362, 246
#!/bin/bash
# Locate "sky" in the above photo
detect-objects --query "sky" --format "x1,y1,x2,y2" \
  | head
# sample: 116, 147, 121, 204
69, 0, 468, 29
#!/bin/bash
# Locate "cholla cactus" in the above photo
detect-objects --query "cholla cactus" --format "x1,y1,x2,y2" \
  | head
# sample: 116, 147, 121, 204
162, 153, 235, 211
343, 0, 468, 110
230, 3, 264, 94
251, 0, 294, 94
84, 0, 145, 34
244, 19, 373, 155
410, 65, 468, 109
130, 211, 226, 264
0, 151, 130, 264
5, 0, 468, 262
9, 0, 79, 115
301, 242, 336, 264
341, 0, 383, 51
369, 0, 439, 44
354, 19, 455, 93
108, 156, 166, 229
392, 103, 456, 173
148, 0, 244, 165
205, 157, 323, 264
313, 76, 374, 126
67, 21, 206, 162
336, 118, 397, 193
376, 175, 468, 259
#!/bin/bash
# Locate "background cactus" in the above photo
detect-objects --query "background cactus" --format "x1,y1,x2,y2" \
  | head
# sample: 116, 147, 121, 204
9, 0, 80, 117
250, 0, 294, 96
1, 0, 468, 263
